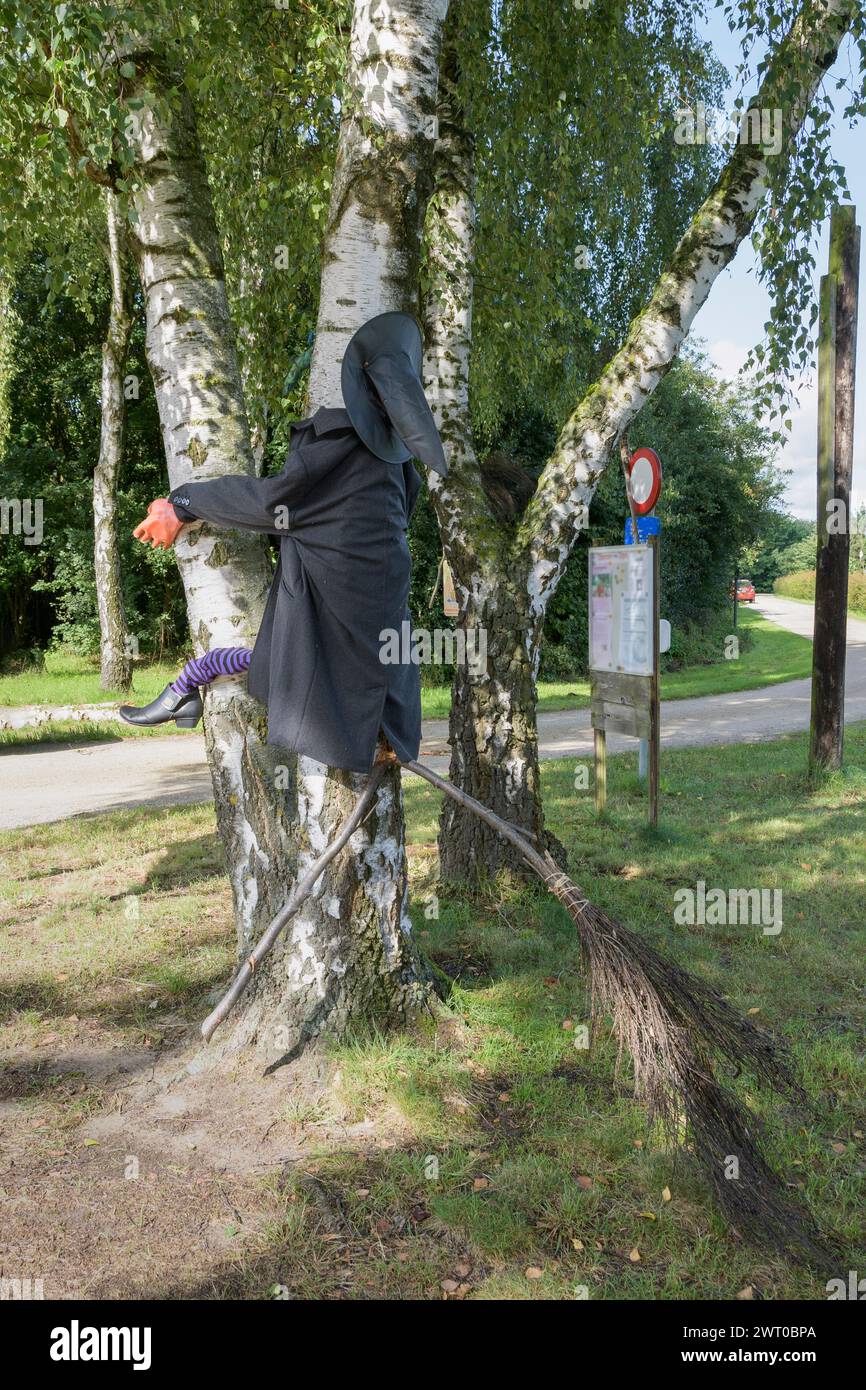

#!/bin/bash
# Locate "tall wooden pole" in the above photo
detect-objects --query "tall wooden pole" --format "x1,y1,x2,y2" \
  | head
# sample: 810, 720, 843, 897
810, 204, 861, 773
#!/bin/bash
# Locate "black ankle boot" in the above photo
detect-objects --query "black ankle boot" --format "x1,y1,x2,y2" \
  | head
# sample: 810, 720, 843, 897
119, 683, 204, 728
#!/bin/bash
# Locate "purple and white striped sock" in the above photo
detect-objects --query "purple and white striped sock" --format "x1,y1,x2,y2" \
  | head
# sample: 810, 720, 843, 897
171, 647, 252, 697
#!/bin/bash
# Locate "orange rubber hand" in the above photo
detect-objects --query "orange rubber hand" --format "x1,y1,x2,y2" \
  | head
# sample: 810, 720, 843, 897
133, 498, 185, 550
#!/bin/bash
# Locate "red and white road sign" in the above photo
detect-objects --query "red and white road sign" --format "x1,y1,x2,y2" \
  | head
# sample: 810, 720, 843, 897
627, 446, 662, 515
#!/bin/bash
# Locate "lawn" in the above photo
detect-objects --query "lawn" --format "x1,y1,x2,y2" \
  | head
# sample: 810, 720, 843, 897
0, 608, 810, 744
1, 725, 863, 1299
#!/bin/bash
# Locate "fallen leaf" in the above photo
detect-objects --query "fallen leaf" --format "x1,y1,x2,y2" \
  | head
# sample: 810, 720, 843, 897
473, 1177, 489, 1191
747, 1007, 761, 1016
561, 1019, 574, 1031
498, 1092, 511, 1102
639, 1211, 657, 1221
440, 1279, 459, 1293
83, 1138, 98, 1147
629, 1248, 641, 1262
354, 1188, 370, 1198
735, 1285, 754, 1300
525, 1266, 544, 1280
662, 1186, 672, 1203
571, 1238, 584, 1251
831, 1142, 847, 1155
576, 1175, 593, 1190
798, 862, 812, 871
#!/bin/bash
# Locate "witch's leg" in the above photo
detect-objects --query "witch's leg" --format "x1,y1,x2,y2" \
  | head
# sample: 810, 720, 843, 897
119, 648, 252, 729
171, 647, 253, 697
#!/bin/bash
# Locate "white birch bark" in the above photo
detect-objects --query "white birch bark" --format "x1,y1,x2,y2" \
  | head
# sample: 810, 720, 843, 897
122, 51, 298, 958
93, 189, 133, 692
308, 0, 449, 406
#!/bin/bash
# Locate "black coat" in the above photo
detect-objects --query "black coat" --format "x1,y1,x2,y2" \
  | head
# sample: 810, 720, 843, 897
169, 406, 422, 772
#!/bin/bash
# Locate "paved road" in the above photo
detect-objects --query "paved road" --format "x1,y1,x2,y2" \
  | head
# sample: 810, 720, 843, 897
3, 595, 865, 830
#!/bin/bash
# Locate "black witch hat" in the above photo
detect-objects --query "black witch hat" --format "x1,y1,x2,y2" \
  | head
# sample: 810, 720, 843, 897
341, 312, 448, 477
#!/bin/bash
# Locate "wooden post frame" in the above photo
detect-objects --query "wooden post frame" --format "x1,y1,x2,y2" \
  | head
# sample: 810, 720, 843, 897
594, 727, 607, 814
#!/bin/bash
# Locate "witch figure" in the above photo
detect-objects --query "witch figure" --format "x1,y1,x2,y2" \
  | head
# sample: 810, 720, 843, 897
121, 312, 447, 773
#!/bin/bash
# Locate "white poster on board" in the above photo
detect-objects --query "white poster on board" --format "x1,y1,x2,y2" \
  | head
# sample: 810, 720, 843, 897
589, 545, 654, 676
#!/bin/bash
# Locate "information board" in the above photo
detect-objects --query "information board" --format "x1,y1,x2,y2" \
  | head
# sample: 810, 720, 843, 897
588, 544, 654, 676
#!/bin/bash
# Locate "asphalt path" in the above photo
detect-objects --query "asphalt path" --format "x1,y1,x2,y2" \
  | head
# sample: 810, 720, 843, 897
2, 595, 864, 830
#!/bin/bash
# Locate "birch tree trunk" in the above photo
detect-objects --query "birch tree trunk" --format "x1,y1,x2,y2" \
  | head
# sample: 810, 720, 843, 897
423, 49, 553, 879
217, 0, 451, 1058
123, 50, 299, 967
423, 0, 856, 881
93, 189, 133, 692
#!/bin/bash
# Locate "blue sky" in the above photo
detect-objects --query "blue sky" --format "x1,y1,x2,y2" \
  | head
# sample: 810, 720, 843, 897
690, 6, 864, 520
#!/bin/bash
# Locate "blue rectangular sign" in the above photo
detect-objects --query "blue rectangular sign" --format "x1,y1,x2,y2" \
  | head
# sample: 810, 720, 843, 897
624, 515, 662, 545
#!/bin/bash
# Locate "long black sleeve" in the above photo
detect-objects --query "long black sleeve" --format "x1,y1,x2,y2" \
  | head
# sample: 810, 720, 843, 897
167, 430, 358, 536
167, 454, 310, 536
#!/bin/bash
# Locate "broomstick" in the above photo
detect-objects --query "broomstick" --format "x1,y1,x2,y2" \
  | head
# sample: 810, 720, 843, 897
201, 756, 828, 1263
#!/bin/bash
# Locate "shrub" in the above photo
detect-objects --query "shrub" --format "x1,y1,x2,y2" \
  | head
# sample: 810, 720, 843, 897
774, 569, 866, 613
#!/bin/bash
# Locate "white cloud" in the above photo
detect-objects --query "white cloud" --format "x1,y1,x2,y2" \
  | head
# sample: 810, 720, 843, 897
707, 338, 750, 380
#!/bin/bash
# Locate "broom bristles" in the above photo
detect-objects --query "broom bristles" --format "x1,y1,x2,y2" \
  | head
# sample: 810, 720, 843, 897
540, 861, 829, 1264
401, 759, 829, 1264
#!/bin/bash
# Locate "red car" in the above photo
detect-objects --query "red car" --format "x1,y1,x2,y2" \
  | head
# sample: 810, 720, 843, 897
733, 578, 756, 603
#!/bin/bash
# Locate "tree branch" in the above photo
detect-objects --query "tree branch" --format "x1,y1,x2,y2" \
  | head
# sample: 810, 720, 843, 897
423, 42, 502, 588
519, 0, 856, 615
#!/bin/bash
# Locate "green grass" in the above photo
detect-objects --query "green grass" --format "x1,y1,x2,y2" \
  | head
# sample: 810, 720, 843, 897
658, 605, 812, 700
1, 609, 811, 748
0, 649, 178, 707
1, 725, 863, 1298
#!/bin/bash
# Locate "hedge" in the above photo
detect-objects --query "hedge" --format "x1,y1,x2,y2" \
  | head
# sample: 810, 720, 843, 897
774, 569, 866, 612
